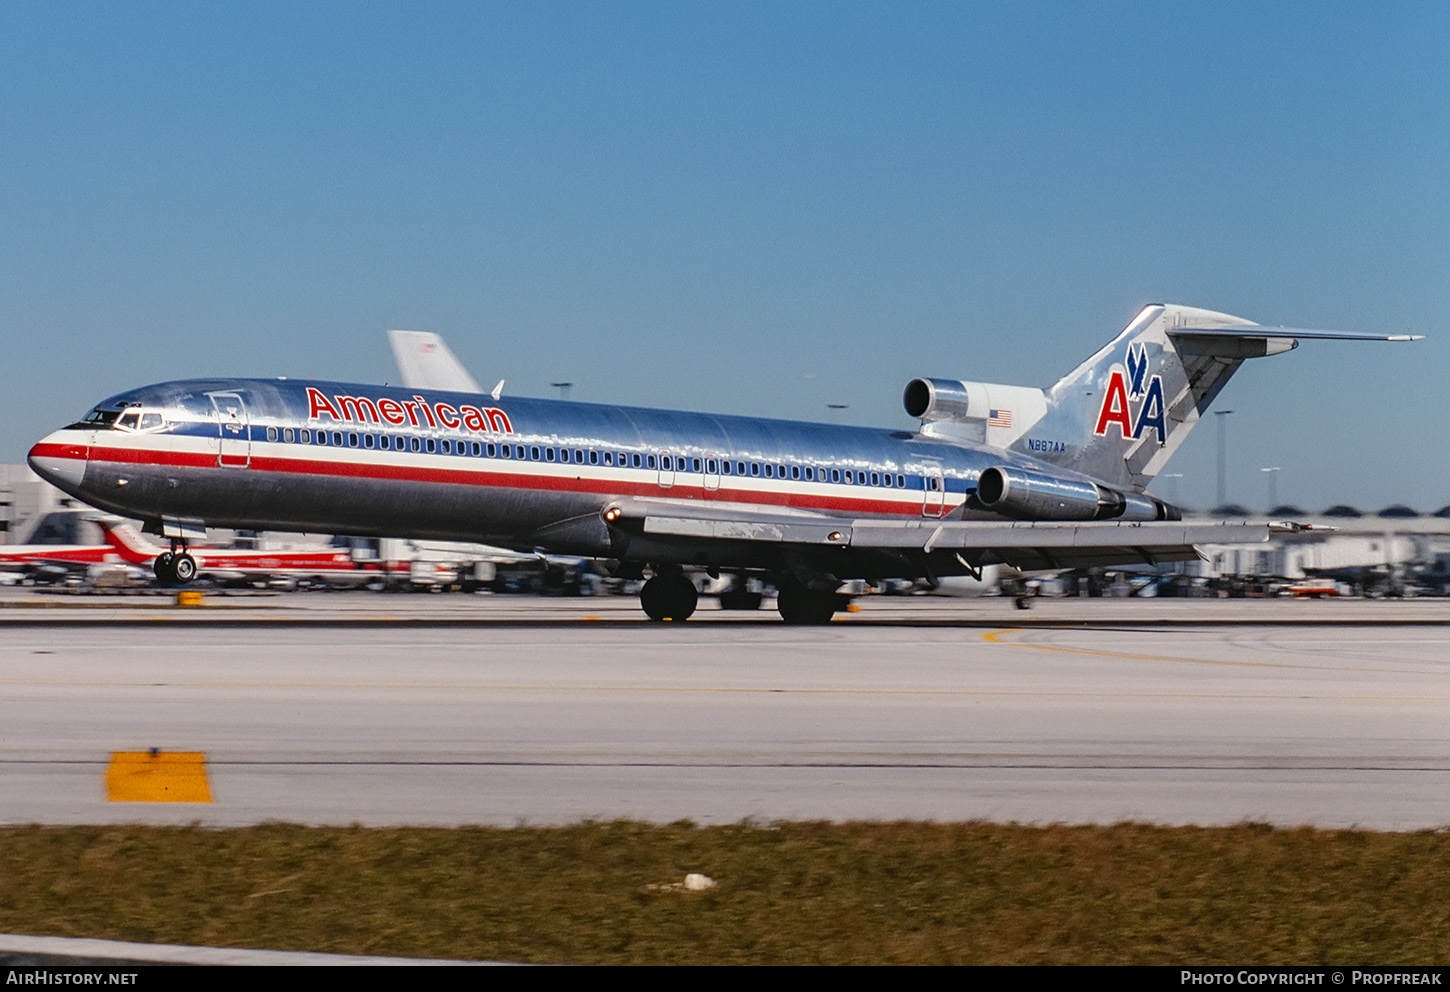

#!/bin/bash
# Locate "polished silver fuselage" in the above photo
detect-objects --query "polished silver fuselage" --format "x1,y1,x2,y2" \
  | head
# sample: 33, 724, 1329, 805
29, 377, 1110, 579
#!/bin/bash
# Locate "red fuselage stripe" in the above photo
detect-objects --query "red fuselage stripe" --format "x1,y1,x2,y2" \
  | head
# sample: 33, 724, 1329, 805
57, 442, 949, 518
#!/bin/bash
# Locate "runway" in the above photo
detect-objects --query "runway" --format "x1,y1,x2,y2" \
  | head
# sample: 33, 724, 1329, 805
1, 593, 1447, 829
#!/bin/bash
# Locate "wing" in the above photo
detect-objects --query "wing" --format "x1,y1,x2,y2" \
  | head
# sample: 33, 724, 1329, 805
604, 497, 1273, 574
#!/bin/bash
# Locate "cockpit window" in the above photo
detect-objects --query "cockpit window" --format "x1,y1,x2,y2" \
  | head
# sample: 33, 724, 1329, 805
68, 409, 121, 430
114, 408, 167, 432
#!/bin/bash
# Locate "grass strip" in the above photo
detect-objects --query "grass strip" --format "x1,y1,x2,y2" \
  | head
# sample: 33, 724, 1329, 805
0, 821, 1446, 965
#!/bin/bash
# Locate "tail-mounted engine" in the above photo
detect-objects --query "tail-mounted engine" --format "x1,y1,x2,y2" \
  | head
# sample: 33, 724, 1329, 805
976, 465, 1180, 522
903, 378, 1046, 442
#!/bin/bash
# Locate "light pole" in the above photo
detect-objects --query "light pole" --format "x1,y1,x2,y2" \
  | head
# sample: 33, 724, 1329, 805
1214, 410, 1234, 506
551, 381, 573, 401
827, 404, 848, 424
1261, 466, 1281, 511
1160, 472, 1183, 506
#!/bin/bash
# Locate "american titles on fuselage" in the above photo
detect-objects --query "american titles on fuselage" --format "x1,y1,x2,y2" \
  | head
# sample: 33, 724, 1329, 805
306, 387, 514, 434
1093, 342, 1166, 444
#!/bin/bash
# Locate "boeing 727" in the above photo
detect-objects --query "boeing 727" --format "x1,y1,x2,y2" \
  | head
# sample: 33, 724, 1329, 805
27, 304, 1417, 621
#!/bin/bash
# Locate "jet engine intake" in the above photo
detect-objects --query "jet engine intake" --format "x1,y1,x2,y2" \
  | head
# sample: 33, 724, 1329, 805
903, 378, 978, 422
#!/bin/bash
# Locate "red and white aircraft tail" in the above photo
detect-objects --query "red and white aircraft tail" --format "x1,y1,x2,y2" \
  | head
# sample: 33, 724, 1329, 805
97, 519, 379, 587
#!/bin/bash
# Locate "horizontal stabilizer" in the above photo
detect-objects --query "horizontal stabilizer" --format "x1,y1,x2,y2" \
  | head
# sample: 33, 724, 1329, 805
1169, 325, 1422, 342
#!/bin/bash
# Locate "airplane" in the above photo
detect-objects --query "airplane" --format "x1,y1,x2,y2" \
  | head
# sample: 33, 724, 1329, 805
0, 537, 117, 577
94, 517, 382, 588
0, 509, 120, 580
27, 303, 1418, 622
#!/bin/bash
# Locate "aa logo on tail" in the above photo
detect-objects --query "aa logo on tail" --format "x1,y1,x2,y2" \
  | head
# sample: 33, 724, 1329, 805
1093, 343, 1166, 444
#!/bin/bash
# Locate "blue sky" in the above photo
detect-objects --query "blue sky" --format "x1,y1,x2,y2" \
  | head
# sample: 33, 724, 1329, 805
4, 2, 1446, 511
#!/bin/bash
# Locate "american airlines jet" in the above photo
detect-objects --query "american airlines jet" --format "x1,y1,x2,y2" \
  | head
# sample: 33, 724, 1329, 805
27, 304, 1416, 622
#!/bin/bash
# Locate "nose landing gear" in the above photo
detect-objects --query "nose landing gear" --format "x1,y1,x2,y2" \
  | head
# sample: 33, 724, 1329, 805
153, 544, 198, 586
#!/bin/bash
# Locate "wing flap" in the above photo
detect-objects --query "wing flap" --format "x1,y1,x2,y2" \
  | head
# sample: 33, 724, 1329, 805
612, 497, 1270, 564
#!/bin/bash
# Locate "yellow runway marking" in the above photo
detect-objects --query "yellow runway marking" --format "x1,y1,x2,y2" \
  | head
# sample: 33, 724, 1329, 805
106, 751, 214, 803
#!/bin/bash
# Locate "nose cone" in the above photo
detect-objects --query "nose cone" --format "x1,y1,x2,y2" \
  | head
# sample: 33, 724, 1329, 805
28, 431, 89, 493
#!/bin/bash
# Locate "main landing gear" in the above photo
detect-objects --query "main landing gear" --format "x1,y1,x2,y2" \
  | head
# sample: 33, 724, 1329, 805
153, 545, 197, 586
636, 570, 844, 625
640, 572, 698, 622
775, 581, 840, 625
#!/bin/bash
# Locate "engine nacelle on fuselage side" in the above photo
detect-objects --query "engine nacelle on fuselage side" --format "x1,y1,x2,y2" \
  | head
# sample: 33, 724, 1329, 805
975, 465, 1180, 522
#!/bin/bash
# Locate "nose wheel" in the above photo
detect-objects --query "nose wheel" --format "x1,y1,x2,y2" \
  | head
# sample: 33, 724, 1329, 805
153, 546, 198, 586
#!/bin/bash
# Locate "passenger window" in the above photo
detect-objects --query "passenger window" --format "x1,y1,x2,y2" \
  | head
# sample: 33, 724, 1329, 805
545, 448, 555, 462
831, 469, 840, 483
763, 464, 774, 479
897, 474, 905, 488
750, 463, 760, 477
333, 432, 344, 446
426, 438, 437, 453
283, 428, 294, 443
266, 427, 278, 442
530, 446, 540, 460
410, 437, 421, 452
300, 429, 311, 443
348, 433, 359, 447
364, 434, 375, 449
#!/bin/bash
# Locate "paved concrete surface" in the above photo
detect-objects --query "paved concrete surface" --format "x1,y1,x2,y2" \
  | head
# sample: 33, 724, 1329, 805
0, 590, 1445, 829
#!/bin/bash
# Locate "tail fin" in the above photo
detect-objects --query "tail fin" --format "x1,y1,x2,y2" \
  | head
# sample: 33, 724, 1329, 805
97, 519, 160, 564
388, 330, 483, 394
1009, 303, 1417, 491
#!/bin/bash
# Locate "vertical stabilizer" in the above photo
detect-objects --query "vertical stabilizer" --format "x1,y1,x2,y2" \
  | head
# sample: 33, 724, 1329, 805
1008, 304, 1410, 491
388, 330, 483, 394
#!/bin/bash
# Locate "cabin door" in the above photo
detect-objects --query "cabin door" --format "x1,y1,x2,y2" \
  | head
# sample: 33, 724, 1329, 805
208, 391, 251, 468
921, 460, 946, 518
